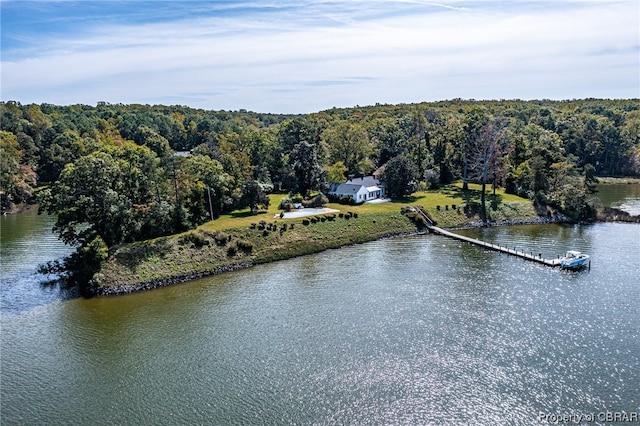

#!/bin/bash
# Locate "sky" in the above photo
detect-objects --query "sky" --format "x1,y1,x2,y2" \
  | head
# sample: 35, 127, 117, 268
1, 0, 639, 114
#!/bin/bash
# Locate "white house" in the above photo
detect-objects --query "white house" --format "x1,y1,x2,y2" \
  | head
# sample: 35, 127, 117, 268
327, 176, 385, 203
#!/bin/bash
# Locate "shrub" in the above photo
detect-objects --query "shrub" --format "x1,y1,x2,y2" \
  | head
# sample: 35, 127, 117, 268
424, 168, 440, 189
338, 194, 357, 205
214, 232, 229, 246
183, 231, 208, 248
227, 243, 237, 256
302, 219, 310, 225
236, 239, 254, 253
302, 193, 329, 208
250, 223, 257, 229
278, 197, 293, 210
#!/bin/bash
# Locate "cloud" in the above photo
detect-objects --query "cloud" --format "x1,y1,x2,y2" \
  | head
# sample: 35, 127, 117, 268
1, 0, 638, 112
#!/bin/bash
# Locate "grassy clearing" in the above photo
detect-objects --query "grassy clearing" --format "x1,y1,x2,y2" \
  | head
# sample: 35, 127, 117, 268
97, 210, 419, 288
96, 183, 539, 290
200, 183, 530, 232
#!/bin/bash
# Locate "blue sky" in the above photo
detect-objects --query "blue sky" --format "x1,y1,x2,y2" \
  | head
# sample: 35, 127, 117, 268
1, 0, 639, 113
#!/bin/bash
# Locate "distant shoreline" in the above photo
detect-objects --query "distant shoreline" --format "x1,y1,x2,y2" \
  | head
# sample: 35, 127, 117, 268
597, 177, 640, 184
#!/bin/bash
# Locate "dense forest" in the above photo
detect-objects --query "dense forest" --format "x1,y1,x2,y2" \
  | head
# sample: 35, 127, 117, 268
2, 99, 639, 276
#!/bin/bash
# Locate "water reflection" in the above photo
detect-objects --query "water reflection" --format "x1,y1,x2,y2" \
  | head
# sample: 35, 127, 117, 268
2, 223, 639, 424
597, 182, 640, 215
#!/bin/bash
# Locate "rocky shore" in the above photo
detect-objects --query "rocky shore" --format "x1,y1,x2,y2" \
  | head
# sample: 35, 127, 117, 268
451, 212, 571, 230
596, 206, 640, 223
91, 261, 254, 296
88, 201, 637, 297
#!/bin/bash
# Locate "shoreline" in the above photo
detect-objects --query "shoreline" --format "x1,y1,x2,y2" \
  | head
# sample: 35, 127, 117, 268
90, 207, 572, 297
88, 209, 638, 297
91, 261, 254, 296
596, 177, 640, 184
1, 202, 38, 215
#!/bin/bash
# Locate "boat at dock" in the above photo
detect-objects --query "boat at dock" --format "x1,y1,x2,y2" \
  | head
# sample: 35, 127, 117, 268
559, 250, 590, 269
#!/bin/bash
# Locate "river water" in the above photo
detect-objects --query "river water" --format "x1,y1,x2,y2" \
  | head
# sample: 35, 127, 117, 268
1, 187, 639, 425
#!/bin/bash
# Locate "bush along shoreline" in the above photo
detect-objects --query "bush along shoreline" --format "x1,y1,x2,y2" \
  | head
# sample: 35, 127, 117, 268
90, 210, 420, 296
88, 200, 578, 296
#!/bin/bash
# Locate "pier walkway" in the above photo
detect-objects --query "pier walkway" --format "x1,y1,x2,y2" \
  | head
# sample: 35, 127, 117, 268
412, 207, 562, 268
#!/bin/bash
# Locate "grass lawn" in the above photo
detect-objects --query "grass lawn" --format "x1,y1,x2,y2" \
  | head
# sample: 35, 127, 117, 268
199, 182, 532, 232
98, 182, 539, 290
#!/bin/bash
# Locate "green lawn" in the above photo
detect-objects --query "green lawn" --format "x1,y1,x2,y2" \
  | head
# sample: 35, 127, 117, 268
199, 182, 532, 232
98, 183, 538, 289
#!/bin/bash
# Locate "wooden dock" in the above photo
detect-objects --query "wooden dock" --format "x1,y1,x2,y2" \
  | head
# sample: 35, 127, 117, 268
412, 207, 562, 268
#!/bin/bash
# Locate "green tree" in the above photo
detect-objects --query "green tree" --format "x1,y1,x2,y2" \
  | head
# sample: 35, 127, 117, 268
583, 163, 599, 195
368, 118, 406, 166
0, 131, 21, 191
180, 154, 235, 221
278, 117, 321, 153
0, 131, 37, 211
325, 161, 348, 183
380, 155, 418, 199
40, 151, 135, 247
39, 129, 86, 181
290, 141, 326, 198
134, 125, 172, 160
39, 142, 166, 247
322, 121, 374, 175
239, 179, 270, 213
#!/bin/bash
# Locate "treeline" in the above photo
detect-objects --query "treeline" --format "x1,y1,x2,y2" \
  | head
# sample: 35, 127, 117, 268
1, 98, 639, 240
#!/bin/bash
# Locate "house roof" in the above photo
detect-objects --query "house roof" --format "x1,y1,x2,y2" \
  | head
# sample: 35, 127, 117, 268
345, 176, 380, 187
327, 176, 384, 196
328, 183, 367, 194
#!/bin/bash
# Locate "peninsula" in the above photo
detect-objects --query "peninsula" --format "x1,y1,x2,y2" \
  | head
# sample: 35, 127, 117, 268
91, 184, 551, 295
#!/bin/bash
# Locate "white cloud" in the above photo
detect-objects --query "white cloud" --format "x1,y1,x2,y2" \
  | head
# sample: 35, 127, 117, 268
1, 0, 638, 112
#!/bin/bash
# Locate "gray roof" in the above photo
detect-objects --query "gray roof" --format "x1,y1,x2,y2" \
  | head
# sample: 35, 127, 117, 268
345, 176, 380, 187
327, 176, 384, 195
328, 183, 365, 194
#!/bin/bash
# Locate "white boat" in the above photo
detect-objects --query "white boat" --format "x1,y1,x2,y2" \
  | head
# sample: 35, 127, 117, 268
560, 250, 590, 269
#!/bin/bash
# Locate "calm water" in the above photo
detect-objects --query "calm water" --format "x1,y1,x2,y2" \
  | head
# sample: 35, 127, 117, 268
596, 183, 640, 216
1, 187, 639, 425
0, 208, 75, 313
